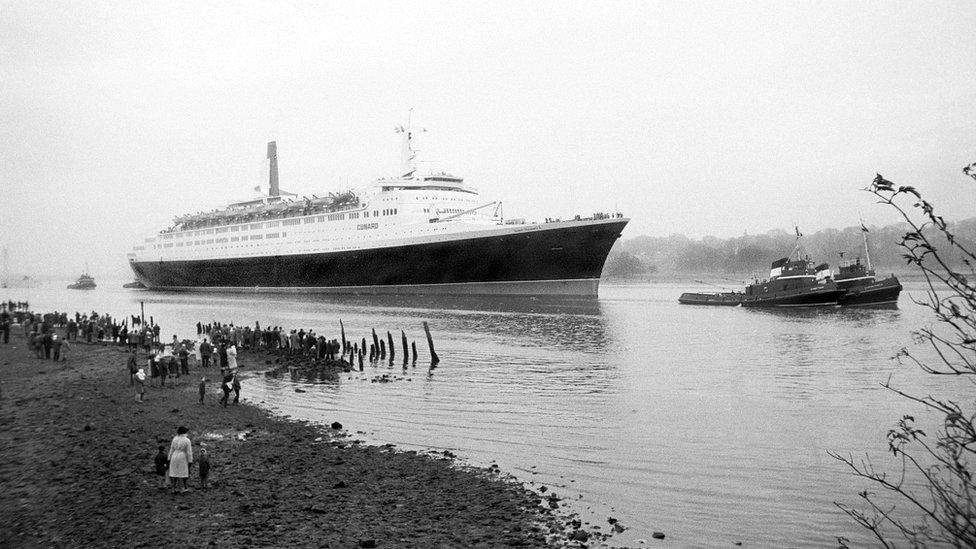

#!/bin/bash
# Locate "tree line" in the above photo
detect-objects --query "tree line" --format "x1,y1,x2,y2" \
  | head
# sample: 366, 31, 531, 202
604, 217, 976, 279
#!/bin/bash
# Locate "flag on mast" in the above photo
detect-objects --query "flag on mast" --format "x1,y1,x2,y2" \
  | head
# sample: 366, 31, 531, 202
860, 222, 869, 233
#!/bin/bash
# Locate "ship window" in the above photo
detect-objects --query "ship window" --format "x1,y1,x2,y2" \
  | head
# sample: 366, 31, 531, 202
250, 223, 263, 230
230, 226, 239, 232
205, 229, 215, 235
364, 212, 368, 218
163, 234, 172, 240
266, 233, 279, 239
215, 227, 228, 233
317, 216, 325, 222
282, 232, 286, 237
206, 239, 214, 244
194, 240, 201, 245
163, 243, 173, 248
231, 236, 239, 242
251, 234, 263, 240
216, 237, 228, 243
303, 218, 314, 224
241, 236, 248, 241
176, 242, 183, 247
268, 221, 281, 228
283, 219, 301, 226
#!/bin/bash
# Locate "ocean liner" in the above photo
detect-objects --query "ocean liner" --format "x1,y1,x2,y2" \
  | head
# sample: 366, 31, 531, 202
128, 128, 628, 296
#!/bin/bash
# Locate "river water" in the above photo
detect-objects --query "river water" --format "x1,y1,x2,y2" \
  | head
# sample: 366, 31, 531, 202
5, 279, 950, 547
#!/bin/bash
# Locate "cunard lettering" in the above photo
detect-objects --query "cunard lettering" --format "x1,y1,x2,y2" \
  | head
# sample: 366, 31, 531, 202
357, 223, 379, 231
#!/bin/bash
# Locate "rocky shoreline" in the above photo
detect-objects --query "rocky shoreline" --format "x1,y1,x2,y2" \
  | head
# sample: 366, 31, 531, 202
0, 331, 591, 548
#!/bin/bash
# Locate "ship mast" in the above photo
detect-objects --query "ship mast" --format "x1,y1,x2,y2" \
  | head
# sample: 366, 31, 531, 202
860, 220, 872, 271
395, 109, 418, 179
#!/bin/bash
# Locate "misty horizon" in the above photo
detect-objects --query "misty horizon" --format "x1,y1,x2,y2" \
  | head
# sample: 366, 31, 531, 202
3, 2, 975, 279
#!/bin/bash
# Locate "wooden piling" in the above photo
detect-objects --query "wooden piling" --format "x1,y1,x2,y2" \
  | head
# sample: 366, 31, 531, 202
423, 321, 439, 366
379, 339, 386, 359
339, 320, 346, 355
401, 331, 408, 367
387, 331, 395, 363
371, 329, 379, 358
411, 341, 417, 366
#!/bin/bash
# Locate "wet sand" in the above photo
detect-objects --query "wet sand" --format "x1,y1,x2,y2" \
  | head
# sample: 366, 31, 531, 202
0, 332, 576, 548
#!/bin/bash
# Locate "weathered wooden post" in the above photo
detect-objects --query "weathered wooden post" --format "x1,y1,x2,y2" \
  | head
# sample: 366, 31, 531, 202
358, 348, 364, 371
387, 331, 395, 363
411, 341, 417, 367
379, 339, 386, 359
372, 329, 380, 358
423, 321, 439, 366
401, 331, 408, 367
340, 320, 346, 355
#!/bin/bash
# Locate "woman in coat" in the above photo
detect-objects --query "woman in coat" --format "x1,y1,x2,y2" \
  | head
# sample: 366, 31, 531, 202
168, 426, 194, 493
226, 344, 238, 370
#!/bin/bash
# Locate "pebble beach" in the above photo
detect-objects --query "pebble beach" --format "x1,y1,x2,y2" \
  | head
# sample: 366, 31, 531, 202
0, 329, 584, 548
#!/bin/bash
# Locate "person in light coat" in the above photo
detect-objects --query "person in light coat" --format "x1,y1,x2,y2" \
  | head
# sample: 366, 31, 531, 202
168, 426, 194, 493
226, 344, 238, 370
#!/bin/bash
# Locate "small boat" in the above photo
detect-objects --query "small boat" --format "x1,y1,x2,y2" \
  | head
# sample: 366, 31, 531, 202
68, 272, 96, 290
832, 227, 901, 307
678, 292, 742, 306
122, 280, 146, 289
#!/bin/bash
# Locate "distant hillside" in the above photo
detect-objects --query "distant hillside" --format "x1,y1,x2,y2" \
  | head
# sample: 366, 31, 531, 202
604, 217, 976, 280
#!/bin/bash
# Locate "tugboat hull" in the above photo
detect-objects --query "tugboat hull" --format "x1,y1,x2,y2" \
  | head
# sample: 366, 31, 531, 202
837, 276, 902, 307
740, 287, 845, 308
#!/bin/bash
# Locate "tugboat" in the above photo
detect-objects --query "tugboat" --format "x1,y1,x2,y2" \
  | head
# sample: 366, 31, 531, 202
679, 231, 846, 307
834, 226, 901, 307
739, 256, 845, 307
68, 264, 96, 290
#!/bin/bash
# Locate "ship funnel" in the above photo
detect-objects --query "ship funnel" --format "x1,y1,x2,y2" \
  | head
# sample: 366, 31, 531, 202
267, 141, 279, 197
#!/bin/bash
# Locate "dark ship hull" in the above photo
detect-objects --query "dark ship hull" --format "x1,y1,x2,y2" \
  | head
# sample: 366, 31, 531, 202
129, 219, 627, 296
740, 286, 846, 307
837, 276, 902, 307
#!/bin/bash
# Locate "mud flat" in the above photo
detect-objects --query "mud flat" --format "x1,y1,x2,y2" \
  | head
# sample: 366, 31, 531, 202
0, 332, 578, 548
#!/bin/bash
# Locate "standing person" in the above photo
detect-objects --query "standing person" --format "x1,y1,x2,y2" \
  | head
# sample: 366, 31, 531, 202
217, 343, 228, 370
135, 368, 146, 402
232, 373, 241, 405
226, 344, 238, 370
199, 339, 212, 369
167, 426, 193, 494
127, 350, 139, 386
153, 445, 169, 489
43, 331, 53, 358
198, 377, 206, 404
178, 344, 189, 376
198, 449, 210, 489
59, 338, 71, 363
219, 370, 233, 407
51, 335, 62, 362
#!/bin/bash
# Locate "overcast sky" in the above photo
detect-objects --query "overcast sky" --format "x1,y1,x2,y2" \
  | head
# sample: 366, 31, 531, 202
2, 1, 975, 278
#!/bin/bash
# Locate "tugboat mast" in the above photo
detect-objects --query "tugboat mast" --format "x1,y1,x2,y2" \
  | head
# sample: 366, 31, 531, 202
860, 220, 872, 271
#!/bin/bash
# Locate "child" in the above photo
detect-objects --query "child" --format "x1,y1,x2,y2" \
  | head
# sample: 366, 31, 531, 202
198, 448, 210, 489
154, 445, 169, 489
135, 368, 146, 402
198, 377, 206, 404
